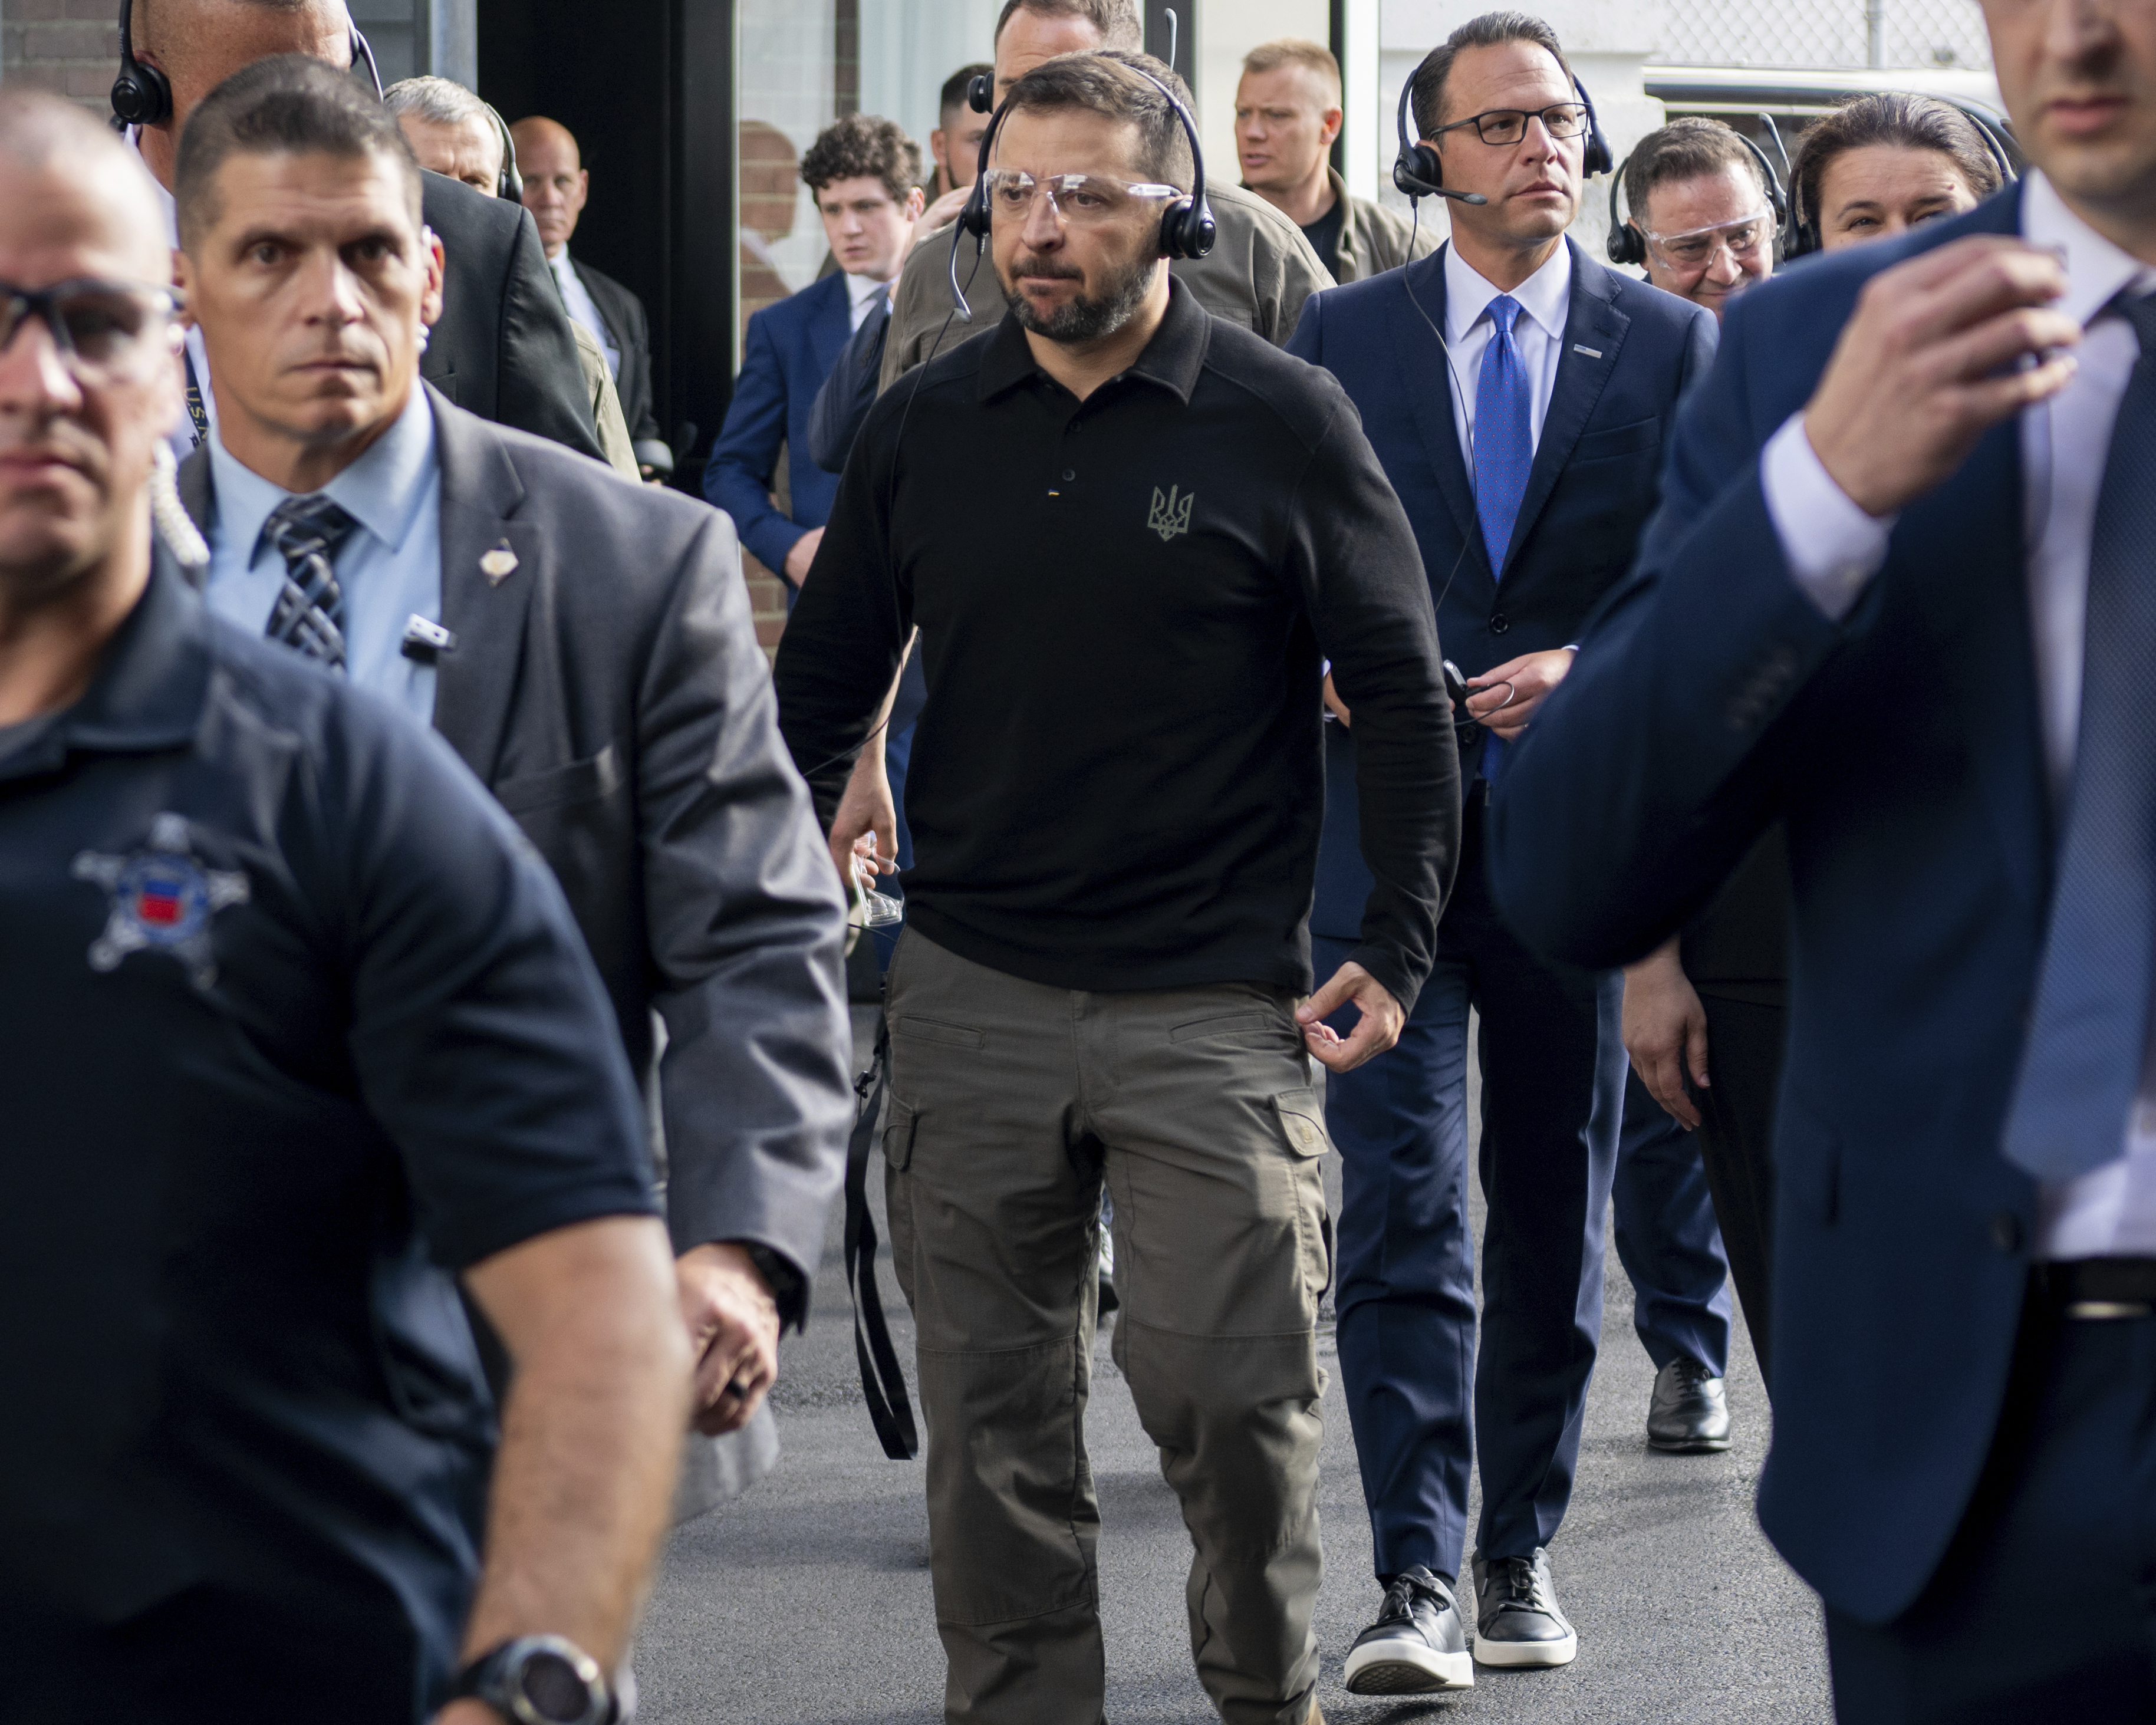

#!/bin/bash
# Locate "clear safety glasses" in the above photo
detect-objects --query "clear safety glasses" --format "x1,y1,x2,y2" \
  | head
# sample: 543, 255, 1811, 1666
982, 169, 1183, 226
1644, 210, 1775, 272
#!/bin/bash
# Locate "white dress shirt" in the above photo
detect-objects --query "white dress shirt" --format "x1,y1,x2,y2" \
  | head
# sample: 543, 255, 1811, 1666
203, 385, 446, 727
1761, 170, 2156, 1259
550, 252, 621, 381
1441, 239, 1573, 462
845, 271, 893, 333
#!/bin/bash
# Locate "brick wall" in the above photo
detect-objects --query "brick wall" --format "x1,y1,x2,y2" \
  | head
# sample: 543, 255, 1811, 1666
4, 0, 123, 116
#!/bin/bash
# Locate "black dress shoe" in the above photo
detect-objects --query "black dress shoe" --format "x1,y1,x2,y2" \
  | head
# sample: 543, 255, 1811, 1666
1647, 1357, 1732, 1452
1470, 1548, 1575, 1668
1344, 1566, 1472, 1694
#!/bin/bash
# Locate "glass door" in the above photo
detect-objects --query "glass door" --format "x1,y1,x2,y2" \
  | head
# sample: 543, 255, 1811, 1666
733, 0, 1000, 359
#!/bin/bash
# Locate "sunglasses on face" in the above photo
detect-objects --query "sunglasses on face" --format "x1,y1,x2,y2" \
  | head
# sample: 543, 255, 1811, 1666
0, 278, 177, 379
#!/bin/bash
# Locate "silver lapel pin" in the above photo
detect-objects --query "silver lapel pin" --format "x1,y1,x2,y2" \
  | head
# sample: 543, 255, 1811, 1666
479, 541, 518, 585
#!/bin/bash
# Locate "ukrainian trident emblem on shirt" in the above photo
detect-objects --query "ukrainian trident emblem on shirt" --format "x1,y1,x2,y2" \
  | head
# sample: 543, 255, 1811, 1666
73, 812, 250, 991
1148, 485, 1194, 542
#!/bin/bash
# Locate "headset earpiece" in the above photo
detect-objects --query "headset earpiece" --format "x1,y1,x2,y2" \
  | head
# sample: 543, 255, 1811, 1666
1788, 188, 1822, 260
1605, 156, 1646, 266
486, 101, 523, 201
1391, 71, 1445, 200
967, 73, 994, 114
956, 91, 1000, 244
1573, 75, 1613, 178
1393, 141, 1447, 201
111, 0, 173, 129
1156, 192, 1215, 261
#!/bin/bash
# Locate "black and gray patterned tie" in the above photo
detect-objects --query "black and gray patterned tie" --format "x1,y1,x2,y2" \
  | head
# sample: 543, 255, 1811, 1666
2002, 289, 2156, 1179
259, 493, 357, 671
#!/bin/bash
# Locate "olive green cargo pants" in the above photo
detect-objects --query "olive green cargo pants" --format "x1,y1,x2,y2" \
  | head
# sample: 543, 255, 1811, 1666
882, 931, 1331, 1725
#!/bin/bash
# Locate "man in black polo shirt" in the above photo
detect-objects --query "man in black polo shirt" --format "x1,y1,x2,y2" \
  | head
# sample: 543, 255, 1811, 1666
0, 91, 686, 1723
776, 52, 1457, 1725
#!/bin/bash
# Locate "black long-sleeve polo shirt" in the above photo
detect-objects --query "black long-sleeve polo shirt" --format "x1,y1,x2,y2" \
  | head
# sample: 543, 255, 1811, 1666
775, 278, 1459, 1007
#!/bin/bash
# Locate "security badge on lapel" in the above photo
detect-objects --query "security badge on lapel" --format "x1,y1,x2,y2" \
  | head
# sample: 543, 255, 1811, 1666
72, 812, 249, 991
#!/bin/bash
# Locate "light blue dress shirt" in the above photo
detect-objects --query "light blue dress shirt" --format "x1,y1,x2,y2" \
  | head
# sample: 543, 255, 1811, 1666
203, 386, 446, 726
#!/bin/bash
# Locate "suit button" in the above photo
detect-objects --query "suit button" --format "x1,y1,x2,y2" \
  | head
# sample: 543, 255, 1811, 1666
1062, 469, 1077, 481
1489, 612, 1510, 634
1989, 1211, 2023, 1253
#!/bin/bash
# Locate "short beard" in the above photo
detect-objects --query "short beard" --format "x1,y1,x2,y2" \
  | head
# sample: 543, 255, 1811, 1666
1005, 247, 1159, 343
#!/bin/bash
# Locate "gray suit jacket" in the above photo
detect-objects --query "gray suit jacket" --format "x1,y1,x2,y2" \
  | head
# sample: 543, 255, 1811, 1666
179, 388, 853, 1290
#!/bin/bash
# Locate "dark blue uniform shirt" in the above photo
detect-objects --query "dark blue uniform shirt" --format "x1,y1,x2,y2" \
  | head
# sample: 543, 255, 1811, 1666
0, 562, 658, 1717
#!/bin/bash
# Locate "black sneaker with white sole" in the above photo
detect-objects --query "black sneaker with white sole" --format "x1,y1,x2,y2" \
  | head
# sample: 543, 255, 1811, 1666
1470, 1547, 1577, 1668
1342, 1566, 1473, 1695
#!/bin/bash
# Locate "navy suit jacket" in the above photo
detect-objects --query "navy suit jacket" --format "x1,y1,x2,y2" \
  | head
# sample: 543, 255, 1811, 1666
1486, 187, 2047, 1624
705, 271, 852, 575
1287, 239, 1716, 937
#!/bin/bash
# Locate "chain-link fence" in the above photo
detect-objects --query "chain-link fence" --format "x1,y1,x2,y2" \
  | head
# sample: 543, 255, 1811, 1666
1653, 0, 1992, 72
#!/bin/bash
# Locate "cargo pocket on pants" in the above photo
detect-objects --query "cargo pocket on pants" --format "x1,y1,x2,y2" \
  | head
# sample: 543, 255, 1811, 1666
1272, 1088, 1335, 1311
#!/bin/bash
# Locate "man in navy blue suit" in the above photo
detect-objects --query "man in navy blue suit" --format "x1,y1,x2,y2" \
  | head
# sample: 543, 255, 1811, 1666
1487, 0, 2156, 1710
705, 114, 924, 593
1286, 11, 1713, 1693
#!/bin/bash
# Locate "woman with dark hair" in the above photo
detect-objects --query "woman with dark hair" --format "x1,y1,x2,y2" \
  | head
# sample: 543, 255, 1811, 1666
1790, 91, 2005, 251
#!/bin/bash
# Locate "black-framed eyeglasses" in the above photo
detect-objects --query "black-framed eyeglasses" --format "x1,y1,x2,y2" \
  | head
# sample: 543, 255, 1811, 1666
1431, 103, 1590, 146
0, 278, 177, 377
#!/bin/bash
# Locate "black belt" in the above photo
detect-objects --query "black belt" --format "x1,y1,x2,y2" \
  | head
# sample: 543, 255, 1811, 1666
2030, 1257, 2156, 1318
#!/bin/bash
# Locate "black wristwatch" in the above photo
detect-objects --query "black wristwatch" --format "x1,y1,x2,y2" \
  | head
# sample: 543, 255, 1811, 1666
450, 1636, 617, 1725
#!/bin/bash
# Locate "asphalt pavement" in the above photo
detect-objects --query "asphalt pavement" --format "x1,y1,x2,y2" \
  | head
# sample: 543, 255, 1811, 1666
636, 1011, 1832, 1724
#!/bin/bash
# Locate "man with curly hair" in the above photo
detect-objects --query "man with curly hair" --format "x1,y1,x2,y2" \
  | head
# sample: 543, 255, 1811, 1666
706, 113, 924, 595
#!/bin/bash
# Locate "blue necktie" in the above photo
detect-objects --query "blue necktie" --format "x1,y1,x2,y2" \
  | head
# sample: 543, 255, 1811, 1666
2000, 291, 2156, 1181
1474, 294, 1532, 781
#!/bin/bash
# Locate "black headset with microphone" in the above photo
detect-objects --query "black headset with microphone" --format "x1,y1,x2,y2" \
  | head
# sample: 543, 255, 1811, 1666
947, 57, 1216, 320
1388, 50, 1609, 669
112, 0, 382, 128
1606, 124, 1789, 268
1393, 60, 1612, 207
